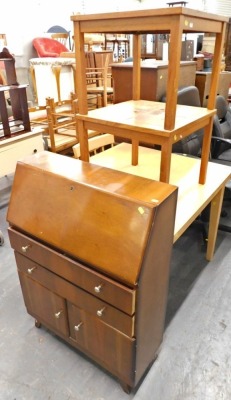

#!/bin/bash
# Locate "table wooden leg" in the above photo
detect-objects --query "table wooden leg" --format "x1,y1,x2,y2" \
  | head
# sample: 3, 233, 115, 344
164, 24, 182, 131
206, 185, 225, 261
159, 142, 172, 183
77, 119, 90, 161
199, 116, 213, 184
131, 139, 139, 165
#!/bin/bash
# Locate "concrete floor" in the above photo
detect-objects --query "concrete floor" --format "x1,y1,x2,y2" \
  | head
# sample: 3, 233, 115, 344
0, 174, 231, 400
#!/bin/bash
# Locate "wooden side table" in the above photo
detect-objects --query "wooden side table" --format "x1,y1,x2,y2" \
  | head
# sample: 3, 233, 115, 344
71, 8, 228, 183
76, 100, 216, 183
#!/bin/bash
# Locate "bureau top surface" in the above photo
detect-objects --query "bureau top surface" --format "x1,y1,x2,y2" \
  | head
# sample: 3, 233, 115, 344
7, 151, 177, 286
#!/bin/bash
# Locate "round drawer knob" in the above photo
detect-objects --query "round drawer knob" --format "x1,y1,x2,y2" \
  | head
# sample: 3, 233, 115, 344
74, 322, 83, 331
54, 310, 63, 319
27, 267, 36, 274
97, 307, 105, 317
94, 283, 103, 293
21, 245, 31, 253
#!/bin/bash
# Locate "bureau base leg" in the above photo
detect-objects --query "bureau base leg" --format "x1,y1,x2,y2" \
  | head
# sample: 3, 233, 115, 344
120, 381, 132, 394
35, 319, 41, 328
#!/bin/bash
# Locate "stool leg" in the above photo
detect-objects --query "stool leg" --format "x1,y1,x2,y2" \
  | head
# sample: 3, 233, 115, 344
71, 65, 77, 95
30, 65, 38, 104
52, 65, 62, 104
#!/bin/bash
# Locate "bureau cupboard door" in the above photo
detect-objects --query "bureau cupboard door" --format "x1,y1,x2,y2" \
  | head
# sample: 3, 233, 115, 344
18, 271, 69, 337
67, 302, 135, 386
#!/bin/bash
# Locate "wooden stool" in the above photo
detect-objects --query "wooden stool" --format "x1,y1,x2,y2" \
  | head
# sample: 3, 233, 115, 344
167, 1, 188, 6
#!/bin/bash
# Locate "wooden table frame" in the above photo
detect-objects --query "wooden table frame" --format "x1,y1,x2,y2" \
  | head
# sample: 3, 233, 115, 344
90, 143, 231, 261
71, 8, 228, 184
76, 100, 215, 183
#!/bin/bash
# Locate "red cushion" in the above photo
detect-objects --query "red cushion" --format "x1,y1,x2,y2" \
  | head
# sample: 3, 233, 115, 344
33, 37, 69, 57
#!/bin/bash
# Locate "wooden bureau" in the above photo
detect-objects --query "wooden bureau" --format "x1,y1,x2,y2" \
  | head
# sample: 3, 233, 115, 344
7, 151, 177, 392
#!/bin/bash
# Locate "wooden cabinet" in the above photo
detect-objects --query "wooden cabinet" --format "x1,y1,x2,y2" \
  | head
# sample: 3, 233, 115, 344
0, 130, 44, 177
195, 70, 231, 106
7, 151, 178, 392
141, 35, 193, 61
71, 8, 228, 184
181, 40, 194, 61
112, 61, 196, 103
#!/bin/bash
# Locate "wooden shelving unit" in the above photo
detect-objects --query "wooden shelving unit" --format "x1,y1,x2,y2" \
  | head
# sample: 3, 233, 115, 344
71, 7, 228, 183
0, 48, 31, 138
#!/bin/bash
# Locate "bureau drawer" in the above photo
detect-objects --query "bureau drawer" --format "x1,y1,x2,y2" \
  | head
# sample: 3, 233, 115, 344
18, 270, 69, 337
67, 301, 136, 386
9, 227, 136, 315
16, 252, 135, 337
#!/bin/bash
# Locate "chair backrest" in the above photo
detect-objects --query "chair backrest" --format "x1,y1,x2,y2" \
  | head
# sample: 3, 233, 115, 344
212, 95, 231, 159
33, 37, 69, 57
162, 85, 204, 157
47, 25, 71, 49
93, 51, 113, 69
51, 33, 69, 47
46, 95, 79, 154
86, 52, 113, 107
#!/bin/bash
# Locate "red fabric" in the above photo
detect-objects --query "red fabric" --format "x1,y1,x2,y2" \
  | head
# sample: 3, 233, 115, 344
32, 37, 69, 57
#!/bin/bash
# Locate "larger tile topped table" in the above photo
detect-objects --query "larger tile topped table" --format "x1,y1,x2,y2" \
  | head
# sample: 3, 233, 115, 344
91, 142, 231, 261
